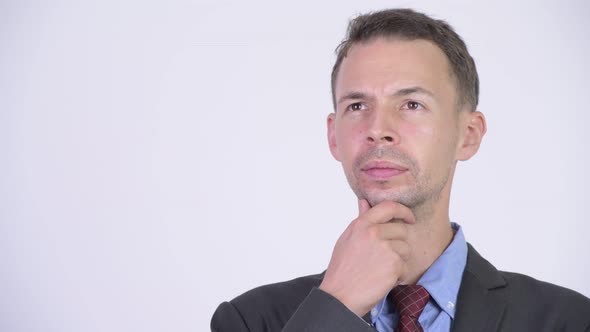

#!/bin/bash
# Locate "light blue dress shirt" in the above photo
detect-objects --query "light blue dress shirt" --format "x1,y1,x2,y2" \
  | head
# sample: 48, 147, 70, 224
370, 223, 467, 332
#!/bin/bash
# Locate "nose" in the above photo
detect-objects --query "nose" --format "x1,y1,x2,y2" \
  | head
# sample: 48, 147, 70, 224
366, 108, 399, 145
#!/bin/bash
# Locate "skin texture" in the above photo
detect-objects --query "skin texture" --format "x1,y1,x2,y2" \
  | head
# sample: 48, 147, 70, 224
320, 37, 487, 316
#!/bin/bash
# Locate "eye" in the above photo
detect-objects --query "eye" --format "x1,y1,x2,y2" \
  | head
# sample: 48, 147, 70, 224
347, 102, 367, 112
402, 101, 424, 111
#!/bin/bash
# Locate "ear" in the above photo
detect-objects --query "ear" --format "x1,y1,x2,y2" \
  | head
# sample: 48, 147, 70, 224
456, 111, 487, 161
327, 113, 341, 161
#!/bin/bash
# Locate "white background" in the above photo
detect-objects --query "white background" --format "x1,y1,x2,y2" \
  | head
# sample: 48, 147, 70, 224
1, 0, 589, 331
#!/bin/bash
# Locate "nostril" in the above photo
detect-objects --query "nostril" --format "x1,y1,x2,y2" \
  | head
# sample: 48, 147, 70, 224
382, 136, 393, 142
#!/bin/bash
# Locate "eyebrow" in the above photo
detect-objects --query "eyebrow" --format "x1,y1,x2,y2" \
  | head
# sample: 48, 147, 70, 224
392, 86, 435, 98
336, 91, 369, 105
337, 86, 435, 105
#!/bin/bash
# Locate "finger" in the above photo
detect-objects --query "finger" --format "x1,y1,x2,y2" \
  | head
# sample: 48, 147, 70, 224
394, 264, 410, 286
374, 223, 408, 241
357, 198, 371, 217
389, 239, 411, 261
361, 200, 416, 225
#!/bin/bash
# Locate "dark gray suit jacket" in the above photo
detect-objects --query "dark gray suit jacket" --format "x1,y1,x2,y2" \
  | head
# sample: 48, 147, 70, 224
211, 244, 590, 331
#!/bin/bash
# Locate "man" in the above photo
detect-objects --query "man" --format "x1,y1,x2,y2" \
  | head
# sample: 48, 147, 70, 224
211, 8, 590, 332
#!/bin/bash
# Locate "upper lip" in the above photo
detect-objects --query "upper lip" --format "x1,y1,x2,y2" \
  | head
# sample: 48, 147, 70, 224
361, 160, 408, 171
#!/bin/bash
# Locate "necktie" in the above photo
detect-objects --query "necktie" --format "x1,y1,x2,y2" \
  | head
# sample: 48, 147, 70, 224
389, 285, 430, 332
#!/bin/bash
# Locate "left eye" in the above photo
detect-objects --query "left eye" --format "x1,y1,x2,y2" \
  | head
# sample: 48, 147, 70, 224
403, 101, 424, 111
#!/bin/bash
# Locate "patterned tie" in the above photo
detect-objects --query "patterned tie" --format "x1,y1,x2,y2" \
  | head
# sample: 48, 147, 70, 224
389, 285, 430, 332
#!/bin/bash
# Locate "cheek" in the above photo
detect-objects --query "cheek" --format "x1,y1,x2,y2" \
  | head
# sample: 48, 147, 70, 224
400, 122, 436, 151
410, 123, 458, 169
336, 123, 366, 156
402, 123, 450, 165
404, 123, 433, 138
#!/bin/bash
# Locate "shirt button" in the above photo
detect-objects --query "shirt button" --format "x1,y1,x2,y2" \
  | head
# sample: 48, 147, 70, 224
371, 308, 378, 316
446, 301, 455, 309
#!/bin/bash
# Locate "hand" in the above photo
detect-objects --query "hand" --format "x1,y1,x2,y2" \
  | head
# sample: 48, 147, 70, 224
319, 199, 415, 316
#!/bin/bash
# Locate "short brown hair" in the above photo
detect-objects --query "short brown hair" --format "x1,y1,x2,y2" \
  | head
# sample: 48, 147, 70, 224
331, 8, 479, 112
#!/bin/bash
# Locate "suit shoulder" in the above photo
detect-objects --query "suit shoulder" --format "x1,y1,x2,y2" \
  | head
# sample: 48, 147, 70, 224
225, 273, 324, 329
500, 270, 590, 317
232, 272, 324, 308
501, 271, 589, 302
231, 274, 323, 306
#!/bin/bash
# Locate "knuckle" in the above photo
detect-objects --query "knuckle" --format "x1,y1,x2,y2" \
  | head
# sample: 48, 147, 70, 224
399, 243, 411, 260
366, 225, 379, 240
378, 239, 391, 251
390, 252, 404, 268
348, 218, 363, 233
391, 241, 411, 260
399, 224, 409, 237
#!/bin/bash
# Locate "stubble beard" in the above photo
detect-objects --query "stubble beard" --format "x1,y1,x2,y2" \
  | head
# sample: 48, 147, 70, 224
347, 146, 451, 217
352, 174, 447, 213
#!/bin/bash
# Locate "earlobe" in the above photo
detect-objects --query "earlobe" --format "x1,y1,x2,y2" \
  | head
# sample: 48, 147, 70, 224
327, 113, 341, 161
457, 111, 487, 161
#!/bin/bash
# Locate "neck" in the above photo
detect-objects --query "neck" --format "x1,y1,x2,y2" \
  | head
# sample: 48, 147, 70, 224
401, 185, 455, 285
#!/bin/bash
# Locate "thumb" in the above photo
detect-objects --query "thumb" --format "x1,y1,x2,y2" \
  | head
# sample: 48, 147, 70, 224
357, 198, 371, 217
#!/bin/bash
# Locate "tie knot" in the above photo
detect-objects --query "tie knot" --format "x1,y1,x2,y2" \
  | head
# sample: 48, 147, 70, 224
389, 285, 430, 318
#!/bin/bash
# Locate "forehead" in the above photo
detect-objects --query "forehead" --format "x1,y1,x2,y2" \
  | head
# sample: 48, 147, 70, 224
335, 38, 456, 101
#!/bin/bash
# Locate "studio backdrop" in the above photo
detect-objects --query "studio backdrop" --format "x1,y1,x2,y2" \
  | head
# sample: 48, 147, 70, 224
1, 0, 589, 331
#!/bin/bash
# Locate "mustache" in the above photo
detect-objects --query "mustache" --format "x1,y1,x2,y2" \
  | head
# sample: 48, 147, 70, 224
353, 146, 418, 174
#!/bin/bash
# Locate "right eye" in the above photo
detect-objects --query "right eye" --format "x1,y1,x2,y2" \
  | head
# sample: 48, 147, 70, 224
347, 102, 367, 112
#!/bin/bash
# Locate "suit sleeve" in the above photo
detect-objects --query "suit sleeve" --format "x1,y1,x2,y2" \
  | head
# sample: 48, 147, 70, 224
282, 288, 376, 332
210, 301, 251, 332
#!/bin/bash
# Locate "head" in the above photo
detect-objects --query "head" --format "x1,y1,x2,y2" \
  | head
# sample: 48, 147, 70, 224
330, 8, 479, 113
327, 9, 486, 216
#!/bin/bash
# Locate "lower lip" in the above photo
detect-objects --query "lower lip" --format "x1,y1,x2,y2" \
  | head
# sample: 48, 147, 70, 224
363, 168, 407, 180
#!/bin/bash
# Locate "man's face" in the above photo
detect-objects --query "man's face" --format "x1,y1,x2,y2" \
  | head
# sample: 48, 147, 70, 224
328, 38, 475, 209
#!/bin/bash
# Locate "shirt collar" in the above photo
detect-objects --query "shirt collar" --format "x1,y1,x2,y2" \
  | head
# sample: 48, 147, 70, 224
370, 222, 467, 323
416, 222, 467, 318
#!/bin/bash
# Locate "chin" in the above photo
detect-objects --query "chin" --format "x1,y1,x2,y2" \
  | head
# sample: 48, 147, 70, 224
363, 189, 407, 207
359, 185, 426, 207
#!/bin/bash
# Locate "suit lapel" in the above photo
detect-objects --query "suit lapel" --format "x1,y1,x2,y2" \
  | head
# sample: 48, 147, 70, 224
451, 244, 507, 332
362, 312, 372, 325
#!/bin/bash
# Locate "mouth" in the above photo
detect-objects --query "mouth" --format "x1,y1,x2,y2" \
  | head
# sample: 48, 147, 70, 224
360, 160, 408, 180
